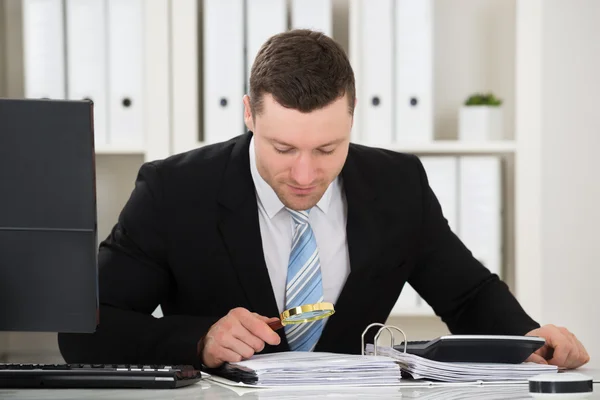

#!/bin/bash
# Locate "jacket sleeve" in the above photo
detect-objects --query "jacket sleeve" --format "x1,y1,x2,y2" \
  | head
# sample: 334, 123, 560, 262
408, 156, 540, 335
58, 162, 218, 368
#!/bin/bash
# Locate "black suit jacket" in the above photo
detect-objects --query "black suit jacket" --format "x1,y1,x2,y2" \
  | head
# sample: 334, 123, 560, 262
58, 132, 539, 367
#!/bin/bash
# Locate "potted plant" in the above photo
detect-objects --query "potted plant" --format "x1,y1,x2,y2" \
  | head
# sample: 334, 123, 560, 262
458, 93, 504, 141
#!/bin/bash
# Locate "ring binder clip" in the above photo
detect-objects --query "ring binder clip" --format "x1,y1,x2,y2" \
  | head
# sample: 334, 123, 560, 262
361, 323, 387, 356
361, 323, 408, 356
375, 325, 408, 355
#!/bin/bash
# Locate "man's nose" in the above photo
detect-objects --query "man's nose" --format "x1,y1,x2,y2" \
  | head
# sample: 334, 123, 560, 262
290, 153, 316, 186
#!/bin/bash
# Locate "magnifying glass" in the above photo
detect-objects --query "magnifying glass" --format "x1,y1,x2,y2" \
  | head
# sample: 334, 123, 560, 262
267, 302, 335, 330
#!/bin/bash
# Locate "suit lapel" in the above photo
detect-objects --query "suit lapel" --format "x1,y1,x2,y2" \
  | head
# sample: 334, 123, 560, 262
341, 149, 381, 276
217, 133, 281, 322
316, 146, 387, 352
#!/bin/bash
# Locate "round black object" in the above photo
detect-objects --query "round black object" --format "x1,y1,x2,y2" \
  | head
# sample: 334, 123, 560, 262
529, 373, 593, 396
371, 96, 380, 106
410, 97, 418, 106
220, 98, 228, 107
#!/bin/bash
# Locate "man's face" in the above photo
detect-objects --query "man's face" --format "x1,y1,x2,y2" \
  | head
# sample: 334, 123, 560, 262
243, 93, 353, 211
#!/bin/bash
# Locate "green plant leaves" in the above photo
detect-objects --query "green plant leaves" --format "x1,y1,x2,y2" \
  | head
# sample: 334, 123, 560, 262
464, 93, 503, 106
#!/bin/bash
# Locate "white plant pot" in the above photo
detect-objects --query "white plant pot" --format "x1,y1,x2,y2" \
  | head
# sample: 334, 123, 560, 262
458, 106, 504, 141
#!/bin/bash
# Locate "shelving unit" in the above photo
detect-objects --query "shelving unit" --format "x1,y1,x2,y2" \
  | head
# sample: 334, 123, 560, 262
369, 140, 517, 155
0, 0, 539, 339
94, 144, 145, 155
161, 139, 518, 157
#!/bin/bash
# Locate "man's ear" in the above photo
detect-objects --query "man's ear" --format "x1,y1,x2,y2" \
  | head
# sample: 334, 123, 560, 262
243, 95, 254, 131
351, 97, 358, 129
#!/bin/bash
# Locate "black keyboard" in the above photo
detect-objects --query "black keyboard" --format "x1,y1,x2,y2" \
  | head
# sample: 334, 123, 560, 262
0, 363, 203, 389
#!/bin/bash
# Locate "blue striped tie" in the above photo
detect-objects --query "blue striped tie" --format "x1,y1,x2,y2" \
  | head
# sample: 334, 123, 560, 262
284, 208, 324, 352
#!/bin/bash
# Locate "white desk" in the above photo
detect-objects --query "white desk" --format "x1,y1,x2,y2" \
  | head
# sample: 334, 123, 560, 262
1, 369, 599, 399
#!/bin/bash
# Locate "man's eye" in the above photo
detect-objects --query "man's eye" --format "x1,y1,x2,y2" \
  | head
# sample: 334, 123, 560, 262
274, 147, 292, 154
318, 148, 335, 155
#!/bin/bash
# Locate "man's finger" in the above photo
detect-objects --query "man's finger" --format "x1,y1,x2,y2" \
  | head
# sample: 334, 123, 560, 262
554, 328, 584, 369
526, 353, 548, 365
239, 313, 281, 346
233, 325, 268, 353
202, 338, 244, 369
209, 346, 243, 367
565, 334, 581, 369
253, 313, 281, 324
527, 325, 590, 368
579, 340, 591, 364
548, 341, 571, 368
572, 335, 590, 367
570, 332, 590, 364
538, 326, 570, 366
534, 345, 550, 360
220, 334, 258, 360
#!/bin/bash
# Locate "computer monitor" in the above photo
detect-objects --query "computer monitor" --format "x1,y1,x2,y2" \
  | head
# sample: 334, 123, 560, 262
0, 98, 98, 333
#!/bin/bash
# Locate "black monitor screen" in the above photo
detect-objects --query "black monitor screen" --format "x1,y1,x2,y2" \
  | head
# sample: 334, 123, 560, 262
0, 98, 98, 333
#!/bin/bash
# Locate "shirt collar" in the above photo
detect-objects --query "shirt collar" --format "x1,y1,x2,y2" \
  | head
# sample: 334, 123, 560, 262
249, 137, 337, 219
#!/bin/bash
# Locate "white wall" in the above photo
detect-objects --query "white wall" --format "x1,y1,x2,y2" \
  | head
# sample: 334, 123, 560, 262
95, 155, 145, 243
434, 0, 516, 140
539, 0, 600, 368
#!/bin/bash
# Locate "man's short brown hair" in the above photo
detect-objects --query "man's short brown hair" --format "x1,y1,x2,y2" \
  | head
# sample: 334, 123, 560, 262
249, 29, 355, 117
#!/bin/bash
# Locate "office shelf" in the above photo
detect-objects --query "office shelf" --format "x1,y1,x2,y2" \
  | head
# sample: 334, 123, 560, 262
376, 140, 517, 155
95, 144, 145, 155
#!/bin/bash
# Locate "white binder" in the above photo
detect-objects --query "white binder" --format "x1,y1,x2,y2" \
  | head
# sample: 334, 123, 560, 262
420, 156, 459, 233
65, 0, 108, 147
458, 156, 502, 277
107, 0, 144, 147
203, 0, 245, 143
245, 0, 287, 82
170, 0, 199, 155
291, 0, 332, 37
143, 0, 172, 161
395, 0, 433, 142
348, 0, 361, 143
351, 0, 395, 145
21, 0, 66, 99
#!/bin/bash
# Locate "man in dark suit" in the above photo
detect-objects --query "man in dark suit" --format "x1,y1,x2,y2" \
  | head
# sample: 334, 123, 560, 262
58, 29, 589, 369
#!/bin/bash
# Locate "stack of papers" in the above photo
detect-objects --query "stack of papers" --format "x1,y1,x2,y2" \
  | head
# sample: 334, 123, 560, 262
211, 351, 402, 387
365, 344, 558, 382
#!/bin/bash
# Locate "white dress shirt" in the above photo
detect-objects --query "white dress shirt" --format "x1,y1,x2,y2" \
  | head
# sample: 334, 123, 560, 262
249, 138, 351, 313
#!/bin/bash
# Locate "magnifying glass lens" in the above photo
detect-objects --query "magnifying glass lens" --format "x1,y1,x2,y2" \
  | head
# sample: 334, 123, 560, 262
268, 302, 335, 330
280, 302, 335, 325
285, 309, 330, 323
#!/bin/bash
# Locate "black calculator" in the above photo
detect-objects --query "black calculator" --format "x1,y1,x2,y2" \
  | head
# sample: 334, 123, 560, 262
394, 335, 546, 363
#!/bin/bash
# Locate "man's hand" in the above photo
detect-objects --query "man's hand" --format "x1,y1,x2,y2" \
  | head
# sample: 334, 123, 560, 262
525, 324, 590, 369
199, 308, 281, 368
